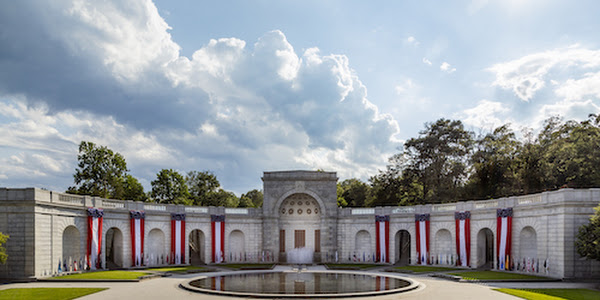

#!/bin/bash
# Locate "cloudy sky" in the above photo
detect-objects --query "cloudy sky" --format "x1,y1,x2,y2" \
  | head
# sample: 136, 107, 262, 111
1, 0, 600, 195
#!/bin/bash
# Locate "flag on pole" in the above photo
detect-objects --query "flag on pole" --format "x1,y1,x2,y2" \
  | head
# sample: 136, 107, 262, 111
415, 214, 430, 265
86, 208, 103, 270
170, 213, 186, 264
375, 215, 390, 263
130, 210, 145, 267
496, 208, 513, 271
211, 215, 225, 263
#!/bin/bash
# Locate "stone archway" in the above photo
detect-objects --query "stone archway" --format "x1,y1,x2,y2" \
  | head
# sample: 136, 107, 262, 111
355, 230, 372, 262
62, 225, 80, 271
189, 229, 206, 265
519, 226, 537, 261
278, 193, 321, 263
229, 230, 245, 262
434, 229, 453, 265
148, 228, 166, 266
105, 227, 123, 269
477, 228, 494, 269
394, 230, 410, 266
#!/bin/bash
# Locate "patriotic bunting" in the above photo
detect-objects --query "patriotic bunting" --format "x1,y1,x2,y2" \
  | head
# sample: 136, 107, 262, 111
170, 213, 186, 264
130, 210, 145, 267
375, 215, 390, 263
415, 214, 430, 265
496, 208, 513, 270
455, 211, 471, 267
86, 208, 103, 270
211, 215, 225, 263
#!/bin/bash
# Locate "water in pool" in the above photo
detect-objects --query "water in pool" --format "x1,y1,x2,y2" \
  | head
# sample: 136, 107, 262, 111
189, 271, 411, 295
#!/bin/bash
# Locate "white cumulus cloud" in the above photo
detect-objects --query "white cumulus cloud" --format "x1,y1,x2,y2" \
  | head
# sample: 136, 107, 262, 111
488, 45, 600, 101
440, 62, 456, 73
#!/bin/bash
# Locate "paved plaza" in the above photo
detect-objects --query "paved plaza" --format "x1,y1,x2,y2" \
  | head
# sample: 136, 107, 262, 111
1, 266, 598, 299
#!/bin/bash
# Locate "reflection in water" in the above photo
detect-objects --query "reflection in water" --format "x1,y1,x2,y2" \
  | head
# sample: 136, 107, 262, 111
190, 272, 410, 295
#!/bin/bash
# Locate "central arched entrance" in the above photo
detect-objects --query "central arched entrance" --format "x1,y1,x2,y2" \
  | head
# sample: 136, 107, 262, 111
278, 193, 322, 263
394, 230, 411, 265
105, 227, 123, 269
189, 229, 206, 265
477, 228, 494, 269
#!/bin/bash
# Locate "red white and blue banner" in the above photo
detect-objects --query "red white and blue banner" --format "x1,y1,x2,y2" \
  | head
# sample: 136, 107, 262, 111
496, 208, 513, 270
170, 213, 186, 264
86, 208, 103, 270
455, 211, 471, 267
375, 215, 390, 263
130, 210, 145, 267
415, 213, 430, 265
211, 215, 225, 263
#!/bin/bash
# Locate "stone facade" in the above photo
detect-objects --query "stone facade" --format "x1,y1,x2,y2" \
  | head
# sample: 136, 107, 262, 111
1, 171, 599, 280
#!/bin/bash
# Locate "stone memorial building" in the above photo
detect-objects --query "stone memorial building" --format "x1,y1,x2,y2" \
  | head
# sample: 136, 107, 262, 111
1, 170, 599, 280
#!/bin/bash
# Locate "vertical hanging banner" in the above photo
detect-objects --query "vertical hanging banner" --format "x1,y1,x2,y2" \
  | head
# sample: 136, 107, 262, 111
211, 215, 226, 263
375, 215, 390, 263
170, 213, 186, 264
130, 211, 145, 267
86, 208, 103, 270
496, 208, 513, 270
454, 211, 471, 267
415, 213, 430, 265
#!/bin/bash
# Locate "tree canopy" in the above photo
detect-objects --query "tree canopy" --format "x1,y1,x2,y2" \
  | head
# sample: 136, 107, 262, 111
0, 232, 8, 264
151, 169, 190, 205
67, 141, 145, 200
67, 113, 600, 209
240, 189, 263, 208
370, 114, 600, 206
576, 203, 600, 261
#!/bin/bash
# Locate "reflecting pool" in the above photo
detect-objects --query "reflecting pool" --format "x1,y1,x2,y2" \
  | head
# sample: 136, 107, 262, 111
184, 271, 417, 298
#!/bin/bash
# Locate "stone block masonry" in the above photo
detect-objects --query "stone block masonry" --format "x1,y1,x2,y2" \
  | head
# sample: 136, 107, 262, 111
1, 175, 599, 280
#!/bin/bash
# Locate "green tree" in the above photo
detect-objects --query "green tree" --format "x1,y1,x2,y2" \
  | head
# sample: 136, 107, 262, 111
205, 189, 239, 207
367, 154, 405, 207
338, 178, 370, 207
0, 232, 8, 264
336, 184, 348, 207
540, 115, 600, 189
468, 125, 520, 199
402, 119, 473, 203
122, 174, 147, 201
516, 128, 545, 194
67, 141, 128, 198
239, 189, 263, 208
151, 169, 190, 205
186, 171, 220, 206
575, 203, 600, 261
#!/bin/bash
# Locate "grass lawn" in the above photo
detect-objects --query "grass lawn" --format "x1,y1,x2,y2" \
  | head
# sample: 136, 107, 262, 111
449, 271, 550, 280
219, 263, 274, 269
494, 288, 600, 300
325, 263, 385, 269
0, 288, 107, 300
49, 270, 150, 280
146, 266, 211, 273
392, 265, 463, 273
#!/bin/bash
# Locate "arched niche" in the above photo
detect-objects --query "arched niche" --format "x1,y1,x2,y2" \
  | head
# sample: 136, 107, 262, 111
105, 227, 123, 269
